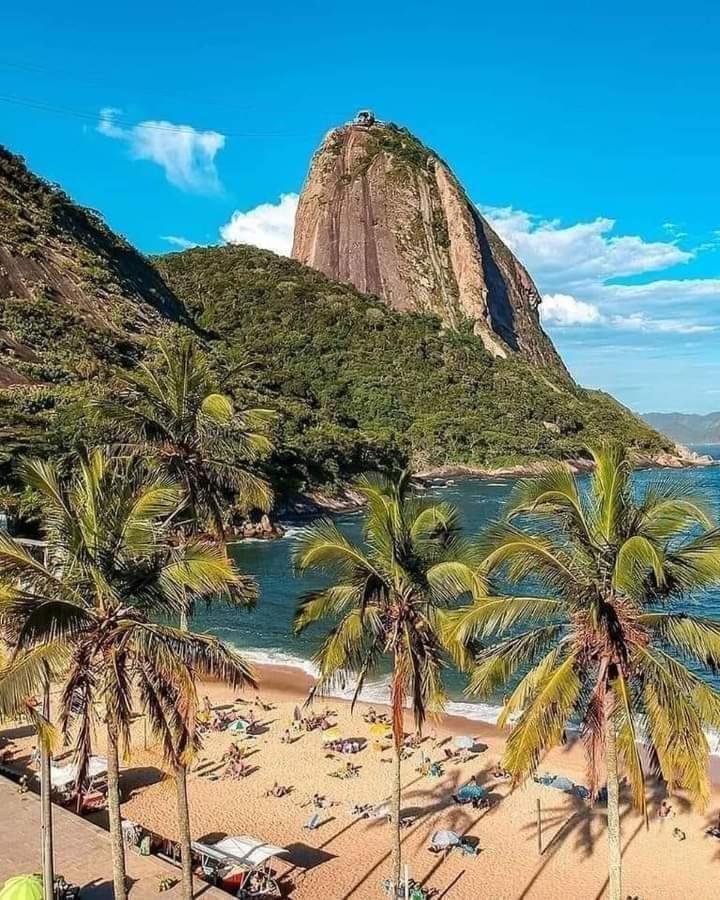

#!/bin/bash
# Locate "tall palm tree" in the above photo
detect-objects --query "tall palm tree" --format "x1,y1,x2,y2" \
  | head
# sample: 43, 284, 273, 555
92, 333, 275, 544
450, 444, 720, 900
0, 450, 256, 900
93, 334, 269, 899
293, 471, 479, 894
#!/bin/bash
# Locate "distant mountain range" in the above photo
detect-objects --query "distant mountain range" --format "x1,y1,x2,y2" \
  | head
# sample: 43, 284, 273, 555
642, 412, 720, 445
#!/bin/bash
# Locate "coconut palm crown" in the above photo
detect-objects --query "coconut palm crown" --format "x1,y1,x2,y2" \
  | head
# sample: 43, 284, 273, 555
92, 333, 275, 537
452, 443, 720, 814
293, 470, 481, 891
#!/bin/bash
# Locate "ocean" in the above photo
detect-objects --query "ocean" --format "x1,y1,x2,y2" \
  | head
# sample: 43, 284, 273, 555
190, 451, 720, 727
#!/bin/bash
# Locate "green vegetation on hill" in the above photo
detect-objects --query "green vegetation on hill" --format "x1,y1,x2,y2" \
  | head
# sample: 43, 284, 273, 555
155, 244, 670, 494
0, 145, 671, 512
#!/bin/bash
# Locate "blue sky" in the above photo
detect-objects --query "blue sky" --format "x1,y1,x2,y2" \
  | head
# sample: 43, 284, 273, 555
3, 0, 720, 413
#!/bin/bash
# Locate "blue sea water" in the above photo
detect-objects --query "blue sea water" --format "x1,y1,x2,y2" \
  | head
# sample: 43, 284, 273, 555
190, 462, 720, 723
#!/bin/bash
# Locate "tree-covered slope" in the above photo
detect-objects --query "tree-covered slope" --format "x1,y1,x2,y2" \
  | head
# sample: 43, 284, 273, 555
156, 244, 670, 490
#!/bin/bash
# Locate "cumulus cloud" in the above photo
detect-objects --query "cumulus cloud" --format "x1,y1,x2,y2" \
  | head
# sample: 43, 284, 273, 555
542, 294, 603, 326
541, 292, 717, 334
98, 108, 225, 194
480, 203, 720, 335
483, 206, 692, 292
220, 193, 299, 256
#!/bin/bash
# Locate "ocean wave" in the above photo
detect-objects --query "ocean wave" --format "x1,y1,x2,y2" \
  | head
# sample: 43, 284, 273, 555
242, 647, 320, 678
233, 646, 720, 752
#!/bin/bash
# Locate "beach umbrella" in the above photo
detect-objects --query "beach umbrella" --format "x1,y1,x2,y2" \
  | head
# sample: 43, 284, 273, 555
0, 876, 44, 900
369, 723, 390, 738
454, 735, 474, 750
322, 726, 342, 741
431, 830, 461, 849
550, 776, 574, 792
227, 718, 249, 733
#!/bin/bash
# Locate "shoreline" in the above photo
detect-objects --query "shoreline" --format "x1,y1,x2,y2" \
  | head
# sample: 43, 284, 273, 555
249, 658, 720, 785
266, 449, 718, 526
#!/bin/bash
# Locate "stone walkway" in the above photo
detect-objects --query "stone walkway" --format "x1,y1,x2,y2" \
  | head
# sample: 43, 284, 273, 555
0, 777, 226, 899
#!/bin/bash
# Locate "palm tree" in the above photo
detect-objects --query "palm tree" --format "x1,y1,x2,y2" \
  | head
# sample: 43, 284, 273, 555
0, 450, 257, 900
92, 332, 275, 546
450, 444, 720, 900
0, 643, 65, 900
293, 471, 479, 894
93, 334, 269, 900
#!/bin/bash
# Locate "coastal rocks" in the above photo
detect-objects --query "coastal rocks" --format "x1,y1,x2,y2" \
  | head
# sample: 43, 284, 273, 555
292, 119, 565, 370
236, 514, 285, 540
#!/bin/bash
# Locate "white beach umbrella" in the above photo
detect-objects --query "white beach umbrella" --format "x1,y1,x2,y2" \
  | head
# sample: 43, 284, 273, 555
454, 735, 474, 750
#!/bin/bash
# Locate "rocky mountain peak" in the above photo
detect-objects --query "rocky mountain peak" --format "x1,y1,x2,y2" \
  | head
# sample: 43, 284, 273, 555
292, 118, 564, 369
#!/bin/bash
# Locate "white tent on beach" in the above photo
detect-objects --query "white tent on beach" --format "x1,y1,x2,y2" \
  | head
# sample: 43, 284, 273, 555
48, 756, 108, 790
192, 835, 287, 869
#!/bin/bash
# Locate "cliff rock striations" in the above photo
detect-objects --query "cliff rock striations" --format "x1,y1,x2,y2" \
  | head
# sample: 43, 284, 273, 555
292, 120, 563, 369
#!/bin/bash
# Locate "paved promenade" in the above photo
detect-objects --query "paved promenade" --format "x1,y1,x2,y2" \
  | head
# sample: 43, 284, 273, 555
0, 777, 225, 899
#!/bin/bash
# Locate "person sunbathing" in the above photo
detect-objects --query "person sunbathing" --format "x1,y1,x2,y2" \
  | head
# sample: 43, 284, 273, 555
658, 800, 674, 819
266, 782, 290, 798
492, 763, 511, 780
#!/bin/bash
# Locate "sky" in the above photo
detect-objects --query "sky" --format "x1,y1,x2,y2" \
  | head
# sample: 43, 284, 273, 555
2, 0, 719, 414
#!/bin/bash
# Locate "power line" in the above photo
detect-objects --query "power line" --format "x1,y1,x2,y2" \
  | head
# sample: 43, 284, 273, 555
0, 93, 313, 139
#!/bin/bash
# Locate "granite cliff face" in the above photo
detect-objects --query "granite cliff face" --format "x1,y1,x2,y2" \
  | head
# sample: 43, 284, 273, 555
292, 120, 563, 368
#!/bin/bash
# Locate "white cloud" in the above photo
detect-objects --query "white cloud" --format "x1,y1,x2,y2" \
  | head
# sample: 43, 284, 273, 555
480, 203, 720, 335
98, 108, 225, 194
161, 235, 199, 250
220, 193, 299, 256
610, 313, 717, 334
483, 206, 692, 292
540, 292, 717, 334
542, 293, 603, 326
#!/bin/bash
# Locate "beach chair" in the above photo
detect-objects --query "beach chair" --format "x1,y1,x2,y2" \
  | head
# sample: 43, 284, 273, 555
304, 812, 321, 830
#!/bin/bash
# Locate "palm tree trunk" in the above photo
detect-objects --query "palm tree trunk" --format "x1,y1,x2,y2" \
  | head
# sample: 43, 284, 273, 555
40, 681, 54, 900
390, 664, 404, 897
106, 718, 128, 900
391, 740, 402, 896
175, 763, 194, 900
177, 587, 194, 899
605, 715, 622, 900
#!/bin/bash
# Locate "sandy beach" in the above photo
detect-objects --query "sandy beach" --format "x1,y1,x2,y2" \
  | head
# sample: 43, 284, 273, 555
4, 662, 720, 900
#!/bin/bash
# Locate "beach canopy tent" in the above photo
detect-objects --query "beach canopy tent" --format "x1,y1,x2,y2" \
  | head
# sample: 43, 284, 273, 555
0, 876, 43, 900
431, 830, 461, 849
192, 836, 287, 869
48, 756, 107, 790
